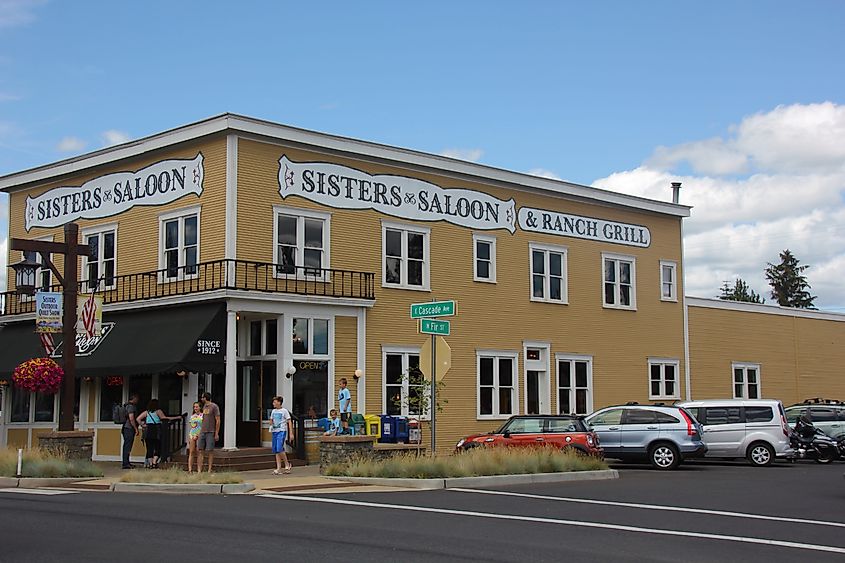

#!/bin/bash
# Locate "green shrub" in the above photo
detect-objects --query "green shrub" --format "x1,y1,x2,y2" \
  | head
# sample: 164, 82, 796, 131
327, 446, 607, 478
119, 467, 243, 484
0, 447, 103, 478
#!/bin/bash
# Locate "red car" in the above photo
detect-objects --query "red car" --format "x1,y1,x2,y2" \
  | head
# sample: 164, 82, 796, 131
456, 415, 602, 456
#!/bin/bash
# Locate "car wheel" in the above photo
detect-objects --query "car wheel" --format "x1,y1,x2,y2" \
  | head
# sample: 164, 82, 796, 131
746, 442, 775, 467
649, 443, 680, 470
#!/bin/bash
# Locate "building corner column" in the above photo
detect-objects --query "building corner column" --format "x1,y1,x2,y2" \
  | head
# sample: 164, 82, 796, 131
223, 310, 238, 450
356, 308, 366, 414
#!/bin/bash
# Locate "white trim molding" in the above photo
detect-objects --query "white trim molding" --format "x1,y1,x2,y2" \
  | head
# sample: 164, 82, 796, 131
687, 296, 845, 322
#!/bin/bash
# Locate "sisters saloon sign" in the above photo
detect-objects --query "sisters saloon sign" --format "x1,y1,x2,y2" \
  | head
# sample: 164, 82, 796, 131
278, 156, 516, 232
25, 154, 205, 231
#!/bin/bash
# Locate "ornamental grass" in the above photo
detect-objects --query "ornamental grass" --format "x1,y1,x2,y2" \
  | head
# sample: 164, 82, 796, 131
325, 446, 608, 479
0, 447, 103, 478
118, 467, 243, 485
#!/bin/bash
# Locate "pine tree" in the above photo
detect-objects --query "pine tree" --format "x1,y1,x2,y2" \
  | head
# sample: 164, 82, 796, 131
718, 278, 765, 304
764, 249, 817, 309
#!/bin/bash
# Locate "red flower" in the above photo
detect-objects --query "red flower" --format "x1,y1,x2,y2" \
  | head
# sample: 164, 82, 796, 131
13, 358, 64, 394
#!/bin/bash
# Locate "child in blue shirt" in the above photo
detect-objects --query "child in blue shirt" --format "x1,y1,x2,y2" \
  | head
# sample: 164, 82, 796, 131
324, 409, 341, 436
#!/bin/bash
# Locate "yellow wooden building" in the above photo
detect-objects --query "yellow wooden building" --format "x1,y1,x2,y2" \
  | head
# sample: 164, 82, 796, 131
0, 114, 840, 459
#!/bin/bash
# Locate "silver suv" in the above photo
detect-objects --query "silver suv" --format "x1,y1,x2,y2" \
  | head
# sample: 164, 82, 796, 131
784, 399, 845, 441
677, 399, 793, 467
585, 404, 707, 470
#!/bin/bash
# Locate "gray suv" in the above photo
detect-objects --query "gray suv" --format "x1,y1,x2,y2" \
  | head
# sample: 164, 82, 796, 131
585, 404, 707, 470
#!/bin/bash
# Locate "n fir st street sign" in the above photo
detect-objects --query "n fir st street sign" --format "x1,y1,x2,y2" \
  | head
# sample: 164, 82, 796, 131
410, 300, 457, 319
420, 318, 450, 336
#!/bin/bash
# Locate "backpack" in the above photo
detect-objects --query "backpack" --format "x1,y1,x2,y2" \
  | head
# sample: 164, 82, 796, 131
112, 402, 128, 425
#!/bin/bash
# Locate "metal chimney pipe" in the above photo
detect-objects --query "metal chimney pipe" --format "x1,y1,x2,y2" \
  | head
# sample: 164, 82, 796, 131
671, 182, 682, 204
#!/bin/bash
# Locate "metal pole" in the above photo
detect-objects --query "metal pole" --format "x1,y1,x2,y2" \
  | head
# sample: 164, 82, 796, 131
59, 223, 79, 431
430, 333, 436, 455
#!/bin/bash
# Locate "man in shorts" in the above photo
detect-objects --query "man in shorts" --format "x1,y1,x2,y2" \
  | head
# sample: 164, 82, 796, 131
338, 377, 352, 434
197, 392, 220, 473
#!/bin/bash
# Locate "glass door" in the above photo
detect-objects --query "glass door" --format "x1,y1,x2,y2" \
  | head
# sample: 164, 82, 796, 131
236, 361, 261, 447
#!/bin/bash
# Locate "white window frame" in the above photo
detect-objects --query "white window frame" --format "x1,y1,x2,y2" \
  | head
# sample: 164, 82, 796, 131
272, 205, 332, 280
381, 345, 428, 419
732, 362, 762, 399
523, 342, 551, 415
291, 317, 332, 357
556, 354, 594, 415
529, 242, 568, 304
158, 205, 201, 282
381, 221, 430, 291
5, 386, 58, 425
602, 252, 637, 310
648, 357, 681, 400
472, 233, 497, 283
476, 349, 519, 420
21, 235, 54, 303
660, 260, 678, 302
82, 223, 118, 292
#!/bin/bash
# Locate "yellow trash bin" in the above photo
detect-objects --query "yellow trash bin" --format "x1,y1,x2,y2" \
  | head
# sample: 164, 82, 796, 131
363, 414, 382, 439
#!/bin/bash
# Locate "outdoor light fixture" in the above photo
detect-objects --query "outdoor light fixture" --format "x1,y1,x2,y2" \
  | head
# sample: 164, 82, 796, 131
285, 364, 296, 378
9, 255, 41, 296
353, 369, 363, 380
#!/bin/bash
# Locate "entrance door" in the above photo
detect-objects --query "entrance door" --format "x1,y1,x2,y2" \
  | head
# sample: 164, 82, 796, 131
526, 370, 548, 414
237, 361, 262, 447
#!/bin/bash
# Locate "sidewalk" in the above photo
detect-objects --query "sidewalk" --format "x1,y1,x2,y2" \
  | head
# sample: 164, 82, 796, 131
74, 462, 412, 494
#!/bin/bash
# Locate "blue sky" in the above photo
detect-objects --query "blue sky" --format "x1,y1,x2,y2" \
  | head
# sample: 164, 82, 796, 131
2, 1, 845, 308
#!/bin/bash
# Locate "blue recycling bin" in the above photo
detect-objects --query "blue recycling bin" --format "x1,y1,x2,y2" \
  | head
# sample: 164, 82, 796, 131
379, 415, 395, 443
393, 416, 410, 443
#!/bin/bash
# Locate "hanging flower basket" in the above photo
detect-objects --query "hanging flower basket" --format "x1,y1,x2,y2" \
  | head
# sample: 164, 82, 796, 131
12, 358, 64, 394
106, 376, 124, 387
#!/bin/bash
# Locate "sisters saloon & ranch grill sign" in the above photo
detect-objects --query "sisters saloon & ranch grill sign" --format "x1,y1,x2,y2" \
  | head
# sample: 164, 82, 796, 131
279, 156, 516, 232
25, 154, 205, 231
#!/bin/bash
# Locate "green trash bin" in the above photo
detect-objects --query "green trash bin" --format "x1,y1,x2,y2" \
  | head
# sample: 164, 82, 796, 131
350, 413, 366, 436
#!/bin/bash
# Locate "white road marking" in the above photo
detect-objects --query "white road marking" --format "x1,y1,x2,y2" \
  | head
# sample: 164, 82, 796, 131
258, 493, 845, 555
0, 488, 79, 496
449, 488, 845, 529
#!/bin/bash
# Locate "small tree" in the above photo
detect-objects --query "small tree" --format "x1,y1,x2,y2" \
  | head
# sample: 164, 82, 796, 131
390, 365, 448, 418
718, 278, 765, 304
764, 249, 817, 309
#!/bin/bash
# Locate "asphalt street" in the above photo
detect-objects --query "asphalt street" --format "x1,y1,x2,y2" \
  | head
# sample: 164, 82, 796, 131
0, 460, 843, 562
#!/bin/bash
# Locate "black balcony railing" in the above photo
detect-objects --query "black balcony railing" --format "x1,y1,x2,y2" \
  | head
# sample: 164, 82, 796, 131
0, 259, 375, 317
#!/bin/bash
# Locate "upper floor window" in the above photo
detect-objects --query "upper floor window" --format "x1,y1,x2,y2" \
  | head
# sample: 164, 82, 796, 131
530, 243, 567, 303
273, 207, 331, 277
382, 222, 430, 290
660, 260, 677, 302
649, 358, 680, 400
603, 253, 636, 310
473, 234, 497, 283
733, 362, 761, 399
83, 225, 117, 291
159, 207, 199, 281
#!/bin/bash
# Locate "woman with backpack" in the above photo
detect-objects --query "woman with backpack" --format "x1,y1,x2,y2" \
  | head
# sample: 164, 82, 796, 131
137, 399, 182, 468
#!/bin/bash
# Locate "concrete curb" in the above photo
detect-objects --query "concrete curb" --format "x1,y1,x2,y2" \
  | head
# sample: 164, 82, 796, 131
111, 482, 255, 494
327, 469, 619, 490
0, 477, 97, 488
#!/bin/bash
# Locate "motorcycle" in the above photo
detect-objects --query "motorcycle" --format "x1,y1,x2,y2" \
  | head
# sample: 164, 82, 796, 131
790, 416, 840, 464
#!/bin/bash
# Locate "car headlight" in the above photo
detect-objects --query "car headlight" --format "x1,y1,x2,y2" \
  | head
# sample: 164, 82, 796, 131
456, 439, 466, 449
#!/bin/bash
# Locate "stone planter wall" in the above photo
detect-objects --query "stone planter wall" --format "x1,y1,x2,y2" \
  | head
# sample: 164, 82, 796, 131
37, 431, 95, 461
318, 435, 426, 473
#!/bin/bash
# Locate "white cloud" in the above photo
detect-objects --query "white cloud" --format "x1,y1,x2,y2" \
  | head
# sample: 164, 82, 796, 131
527, 168, 562, 180
57, 136, 86, 153
0, 0, 46, 29
440, 148, 483, 162
102, 129, 130, 147
594, 102, 845, 310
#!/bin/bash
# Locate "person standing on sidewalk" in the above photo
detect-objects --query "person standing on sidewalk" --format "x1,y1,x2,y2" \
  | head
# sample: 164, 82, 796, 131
121, 394, 140, 469
197, 392, 220, 473
269, 396, 292, 475
338, 377, 352, 434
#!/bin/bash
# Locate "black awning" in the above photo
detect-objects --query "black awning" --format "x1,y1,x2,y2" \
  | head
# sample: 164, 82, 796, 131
0, 302, 226, 378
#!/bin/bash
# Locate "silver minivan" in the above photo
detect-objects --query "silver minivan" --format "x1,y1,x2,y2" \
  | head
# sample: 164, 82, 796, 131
677, 399, 794, 466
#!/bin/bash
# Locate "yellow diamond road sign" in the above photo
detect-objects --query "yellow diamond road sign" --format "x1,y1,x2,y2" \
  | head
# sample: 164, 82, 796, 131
420, 336, 452, 382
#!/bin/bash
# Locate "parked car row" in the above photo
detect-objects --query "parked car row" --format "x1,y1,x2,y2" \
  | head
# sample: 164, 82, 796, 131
456, 398, 845, 471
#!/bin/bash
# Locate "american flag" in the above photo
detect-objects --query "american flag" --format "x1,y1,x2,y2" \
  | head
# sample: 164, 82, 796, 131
81, 292, 97, 338
39, 332, 55, 356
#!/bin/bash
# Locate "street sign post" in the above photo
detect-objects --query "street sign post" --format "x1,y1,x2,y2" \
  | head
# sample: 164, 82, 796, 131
420, 318, 450, 336
410, 300, 456, 319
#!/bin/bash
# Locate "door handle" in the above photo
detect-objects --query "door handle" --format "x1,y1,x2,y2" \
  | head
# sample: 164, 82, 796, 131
647, 426, 658, 430
608, 427, 620, 431
535, 437, 545, 441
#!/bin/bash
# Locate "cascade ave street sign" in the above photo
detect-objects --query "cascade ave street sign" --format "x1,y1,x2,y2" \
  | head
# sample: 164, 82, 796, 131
410, 300, 457, 319
420, 318, 450, 336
